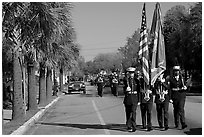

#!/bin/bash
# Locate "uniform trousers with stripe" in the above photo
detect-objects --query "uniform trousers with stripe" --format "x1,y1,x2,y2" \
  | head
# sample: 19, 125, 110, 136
140, 103, 153, 128
156, 102, 169, 128
125, 104, 137, 130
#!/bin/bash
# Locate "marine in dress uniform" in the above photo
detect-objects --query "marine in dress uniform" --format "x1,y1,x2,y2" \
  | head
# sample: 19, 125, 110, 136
96, 74, 104, 97
169, 66, 187, 129
154, 73, 170, 130
140, 75, 153, 131
110, 71, 116, 95
111, 73, 119, 97
109, 73, 114, 95
123, 67, 141, 132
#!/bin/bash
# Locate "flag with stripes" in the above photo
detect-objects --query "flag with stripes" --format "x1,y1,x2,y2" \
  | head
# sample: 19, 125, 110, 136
138, 3, 149, 85
150, 3, 166, 86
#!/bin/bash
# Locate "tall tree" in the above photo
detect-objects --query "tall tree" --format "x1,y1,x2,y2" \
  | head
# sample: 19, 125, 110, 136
2, 2, 26, 119
163, 5, 190, 69
118, 29, 141, 70
49, 2, 79, 92
21, 2, 58, 110
163, 3, 201, 78
188, 2, 202, 71
38, 61, 46, 106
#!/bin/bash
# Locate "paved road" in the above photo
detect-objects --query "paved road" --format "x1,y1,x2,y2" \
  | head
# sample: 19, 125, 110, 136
24, 84, 202, 135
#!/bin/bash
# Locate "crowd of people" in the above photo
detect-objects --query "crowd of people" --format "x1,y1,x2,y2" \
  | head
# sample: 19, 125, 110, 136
94, 65, 188, 132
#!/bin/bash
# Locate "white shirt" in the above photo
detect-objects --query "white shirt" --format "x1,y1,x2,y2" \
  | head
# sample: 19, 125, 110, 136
175, 75, 179, 81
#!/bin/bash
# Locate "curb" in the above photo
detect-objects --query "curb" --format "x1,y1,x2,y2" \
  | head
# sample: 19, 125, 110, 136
10, 95, 62, 135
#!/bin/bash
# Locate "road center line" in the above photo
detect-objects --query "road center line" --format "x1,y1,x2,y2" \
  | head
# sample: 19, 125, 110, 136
92, 100, 110, 135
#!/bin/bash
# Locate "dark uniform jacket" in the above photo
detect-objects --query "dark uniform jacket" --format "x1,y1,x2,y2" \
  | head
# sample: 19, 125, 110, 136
96, 76, 104, 86
111, 76, 119, 85
123, 77, 141, 105
154, 80, 170, 104
169, 75, 186, 100
140, 78, 153, 103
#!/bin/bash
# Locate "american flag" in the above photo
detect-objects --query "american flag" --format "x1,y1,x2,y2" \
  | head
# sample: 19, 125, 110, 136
138, 3, 149, 85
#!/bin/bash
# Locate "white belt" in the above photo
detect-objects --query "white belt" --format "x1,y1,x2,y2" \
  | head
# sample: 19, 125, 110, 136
128, 91, 137, 94
156, 90, 168, 94
172, 88, 183, 91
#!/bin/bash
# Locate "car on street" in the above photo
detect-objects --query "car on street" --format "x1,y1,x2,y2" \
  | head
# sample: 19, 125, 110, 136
65, 76, 86, 94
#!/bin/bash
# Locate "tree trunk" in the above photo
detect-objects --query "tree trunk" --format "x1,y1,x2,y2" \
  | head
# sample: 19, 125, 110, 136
22, 66, 27, 115
53, 69, 58, 96
38, 63, 46, 106
59, 67, 63, 92
27, 63, 37, 110
46, 68, 52, 101
12, 53, 25, 120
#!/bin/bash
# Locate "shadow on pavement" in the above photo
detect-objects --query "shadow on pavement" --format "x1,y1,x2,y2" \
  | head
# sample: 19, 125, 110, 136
184, 128, 202, 135
37, 122, 128, 132
37, 122, 182, 133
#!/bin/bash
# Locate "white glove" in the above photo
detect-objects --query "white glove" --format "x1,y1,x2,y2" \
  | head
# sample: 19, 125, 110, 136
182, 86, 187, 90
161, 78, 165, 83
126, 87, 131, 92
169, 99, 173, 103
147, 89, 152, 93
137, 102, 141, 106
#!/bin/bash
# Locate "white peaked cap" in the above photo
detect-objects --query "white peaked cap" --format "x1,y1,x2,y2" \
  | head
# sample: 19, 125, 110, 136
126, 67, 136, 72
173, 66, 181, 70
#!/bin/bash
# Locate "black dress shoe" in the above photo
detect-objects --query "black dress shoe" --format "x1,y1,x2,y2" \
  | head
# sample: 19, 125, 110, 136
127, 127, 133, 132
159, 126, 164, 129
142, 126, 147, 129
164, 127, 169, 130
175, 125, 178, 128
132, 128, 136, 132
182, 124, 187, 129
147, 128, 153, 131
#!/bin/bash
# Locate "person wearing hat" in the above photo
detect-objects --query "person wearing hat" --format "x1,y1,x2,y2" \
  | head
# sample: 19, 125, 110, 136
139, 75, 153, 131
154, 72, 170, 130
169, 65, 187, 129
96, 73, 104, 97
123, 67, 141, 132
111, 72, 119, 97
110, 71, 116, 95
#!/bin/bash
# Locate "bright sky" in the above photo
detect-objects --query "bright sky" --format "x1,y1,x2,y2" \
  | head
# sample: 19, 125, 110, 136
71, 1, 194, 61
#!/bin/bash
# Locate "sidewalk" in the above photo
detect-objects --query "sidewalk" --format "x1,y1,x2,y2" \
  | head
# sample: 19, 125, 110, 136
3, 109, 12, 124
2, 92, 64, 135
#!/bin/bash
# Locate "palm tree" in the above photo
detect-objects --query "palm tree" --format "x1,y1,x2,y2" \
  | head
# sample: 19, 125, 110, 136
26, 2, 56, 106
38, 60, 47, 106
36, 2, 79, 103
3, 2, 80, 119
58, 43, 80, 92
2, 2, 26, 119
21, 2, 62, 108
47, 2, 79, 92
16, 3, 52, 110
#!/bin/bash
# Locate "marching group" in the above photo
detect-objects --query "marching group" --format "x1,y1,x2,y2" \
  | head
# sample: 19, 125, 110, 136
95, 70, 120, 97
95, 65, 188, 132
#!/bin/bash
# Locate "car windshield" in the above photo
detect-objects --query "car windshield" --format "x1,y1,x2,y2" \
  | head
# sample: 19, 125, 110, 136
70, 77, 83, 82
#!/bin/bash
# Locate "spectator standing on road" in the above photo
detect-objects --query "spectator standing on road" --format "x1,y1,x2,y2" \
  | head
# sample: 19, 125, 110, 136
123, 67, 141, 132
140, 74, 153, 131
154, 72, 170, 130
96, 74, 104, 97
169, 66, 188, 129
